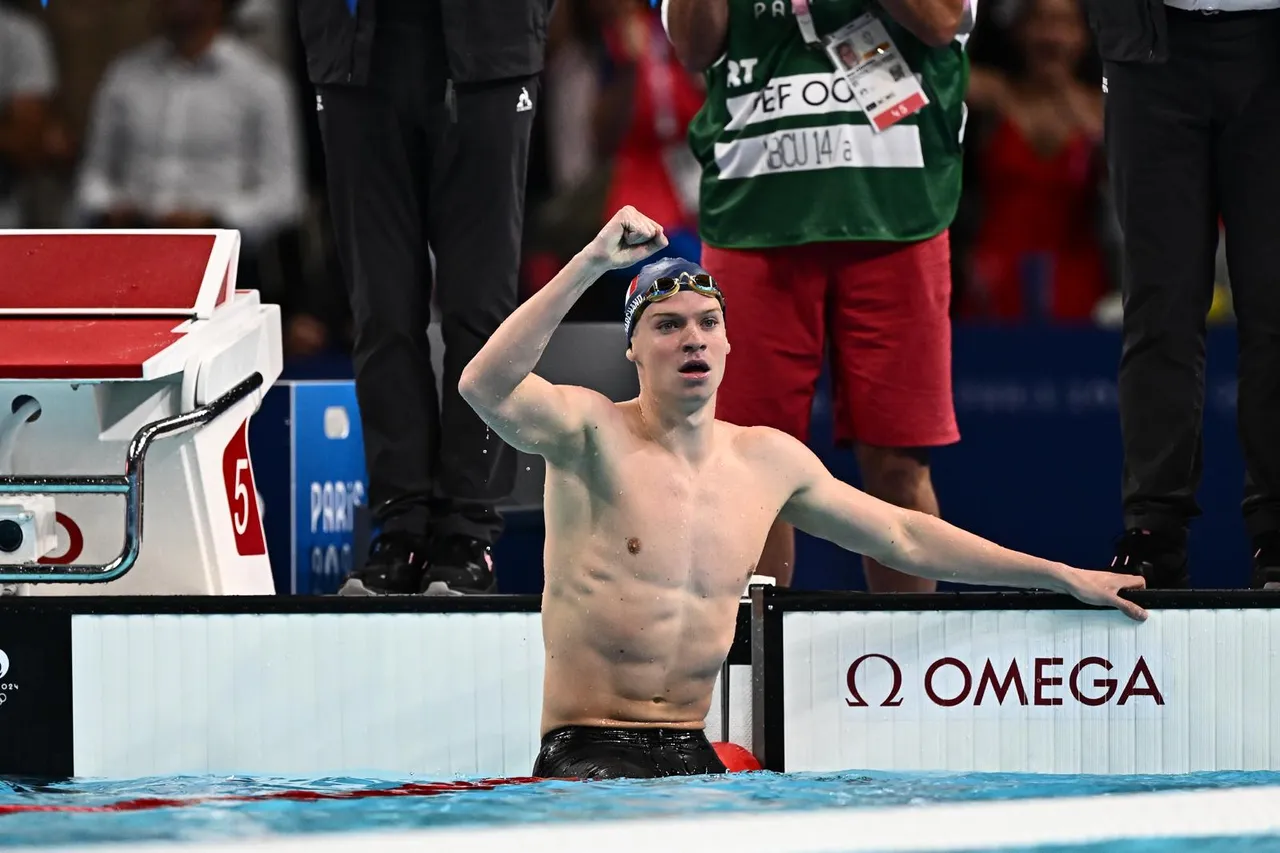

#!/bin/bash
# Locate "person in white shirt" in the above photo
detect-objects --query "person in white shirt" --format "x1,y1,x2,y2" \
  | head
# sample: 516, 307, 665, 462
74, 0, 302, 263
0, 3, 56, 228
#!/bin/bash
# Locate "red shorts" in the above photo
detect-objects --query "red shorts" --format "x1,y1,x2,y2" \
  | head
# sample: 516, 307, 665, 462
704, 232, 959, 448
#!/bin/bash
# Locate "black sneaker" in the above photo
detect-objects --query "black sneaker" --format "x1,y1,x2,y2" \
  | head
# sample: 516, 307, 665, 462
419, 535, 496, 595
1251, 532, 1280, 590
1109, 528, 1189, 589
337, 530, 430, 595
337, 494, 433, 596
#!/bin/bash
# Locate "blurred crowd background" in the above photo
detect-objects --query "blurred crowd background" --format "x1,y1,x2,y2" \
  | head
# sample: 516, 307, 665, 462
0, 0, 1237, 367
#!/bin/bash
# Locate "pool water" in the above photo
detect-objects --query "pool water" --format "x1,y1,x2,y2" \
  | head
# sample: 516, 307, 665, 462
3, 770, 1279, 851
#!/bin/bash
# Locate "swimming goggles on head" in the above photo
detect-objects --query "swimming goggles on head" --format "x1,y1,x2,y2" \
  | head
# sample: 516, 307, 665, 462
625, 270, 727, 340
639, 272, 723, 303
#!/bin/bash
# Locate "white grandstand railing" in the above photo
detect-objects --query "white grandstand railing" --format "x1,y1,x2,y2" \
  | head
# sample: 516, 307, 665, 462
36, 783, 1280, 852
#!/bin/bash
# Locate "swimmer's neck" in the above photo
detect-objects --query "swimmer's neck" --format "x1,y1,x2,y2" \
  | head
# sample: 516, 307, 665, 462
634, 389, 717, 463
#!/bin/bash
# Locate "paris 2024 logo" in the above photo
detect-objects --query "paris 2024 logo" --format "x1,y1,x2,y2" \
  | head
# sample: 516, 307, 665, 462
0, 649, 16, 709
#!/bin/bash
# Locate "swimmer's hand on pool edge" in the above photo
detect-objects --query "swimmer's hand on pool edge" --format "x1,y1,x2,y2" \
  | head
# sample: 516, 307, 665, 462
458, 207, 668, 462
1058, 569, 1148, 622
766, 430, 1150, 622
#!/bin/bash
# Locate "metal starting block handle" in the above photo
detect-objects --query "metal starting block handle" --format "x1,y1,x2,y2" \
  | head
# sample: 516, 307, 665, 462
0, 372, 264, 583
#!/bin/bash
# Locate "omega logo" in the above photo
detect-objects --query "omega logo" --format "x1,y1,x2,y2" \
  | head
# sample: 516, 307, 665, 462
845, 654, 1165, 708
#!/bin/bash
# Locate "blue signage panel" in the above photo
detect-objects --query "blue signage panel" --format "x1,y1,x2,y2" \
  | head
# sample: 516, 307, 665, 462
291, 382, 368, 594
250, 382, 369, 595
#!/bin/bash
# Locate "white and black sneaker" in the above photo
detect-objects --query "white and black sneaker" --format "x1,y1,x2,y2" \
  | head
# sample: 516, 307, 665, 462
419, 535, 497, 596
337, 494, 432, 596
337, 530, 430, 596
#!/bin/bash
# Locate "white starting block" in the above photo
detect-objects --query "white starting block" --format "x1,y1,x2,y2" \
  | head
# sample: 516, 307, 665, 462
0, 229, 282, 595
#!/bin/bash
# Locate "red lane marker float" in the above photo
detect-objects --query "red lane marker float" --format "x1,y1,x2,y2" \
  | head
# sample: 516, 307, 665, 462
0, 777, 556, 815
1, 743, 759, 815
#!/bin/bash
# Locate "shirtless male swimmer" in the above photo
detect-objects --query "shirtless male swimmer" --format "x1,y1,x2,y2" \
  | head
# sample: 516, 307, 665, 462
458, 206, 1149, 781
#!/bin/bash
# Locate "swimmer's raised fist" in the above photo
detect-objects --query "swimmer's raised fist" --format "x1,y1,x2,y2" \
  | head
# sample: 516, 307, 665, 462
1063, 568, 1149, 622
583, 206, 670, 270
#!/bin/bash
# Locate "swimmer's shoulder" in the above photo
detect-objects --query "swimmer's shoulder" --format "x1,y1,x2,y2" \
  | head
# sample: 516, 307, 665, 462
540, 384, 627, 433
717, 421, 828, 488
717, 420, 808, 463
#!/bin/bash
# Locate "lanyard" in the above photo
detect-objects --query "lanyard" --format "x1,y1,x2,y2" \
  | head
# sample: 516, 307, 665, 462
790, 0, 823, 44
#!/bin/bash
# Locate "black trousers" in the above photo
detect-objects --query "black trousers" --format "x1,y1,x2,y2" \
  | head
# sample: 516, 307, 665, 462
314, 25, 536, 544
1106, 8, 1280, 541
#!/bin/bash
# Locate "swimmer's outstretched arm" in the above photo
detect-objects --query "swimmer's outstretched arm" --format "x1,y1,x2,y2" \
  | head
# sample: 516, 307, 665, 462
758, 430, 1149, 621
459, 206, 669, 462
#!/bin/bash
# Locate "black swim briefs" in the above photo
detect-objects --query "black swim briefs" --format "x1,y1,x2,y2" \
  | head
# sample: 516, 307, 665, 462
531, 725, 728, 780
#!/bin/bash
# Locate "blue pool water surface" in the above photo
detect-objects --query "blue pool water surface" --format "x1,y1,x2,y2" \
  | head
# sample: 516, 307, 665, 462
2, 770, 1279, 851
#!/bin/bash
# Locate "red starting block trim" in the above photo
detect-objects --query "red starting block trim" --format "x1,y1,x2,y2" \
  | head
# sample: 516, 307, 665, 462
0, 231, 236, 319
0, 318, 186, 379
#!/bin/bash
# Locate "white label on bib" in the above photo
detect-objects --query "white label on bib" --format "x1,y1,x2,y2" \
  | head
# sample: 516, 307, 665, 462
824, 14, 929, 132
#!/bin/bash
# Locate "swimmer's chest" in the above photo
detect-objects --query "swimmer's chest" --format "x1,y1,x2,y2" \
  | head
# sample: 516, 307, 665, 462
600, 448, 778, 583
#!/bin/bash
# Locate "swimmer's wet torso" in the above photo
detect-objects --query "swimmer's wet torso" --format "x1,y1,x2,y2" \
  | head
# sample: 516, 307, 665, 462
539, 401, 786, 735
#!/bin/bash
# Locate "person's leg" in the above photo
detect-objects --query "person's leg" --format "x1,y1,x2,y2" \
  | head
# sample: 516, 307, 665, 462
828, 232, 959, 593
1104, 14, 1219, 587
316, 42, 436, 595
1211, 10, 1280, 587
702, 243, 828, 588
419, 77, 538, 594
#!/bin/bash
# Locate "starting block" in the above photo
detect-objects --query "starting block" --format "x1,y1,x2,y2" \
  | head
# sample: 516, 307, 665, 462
0, 230, 282, 595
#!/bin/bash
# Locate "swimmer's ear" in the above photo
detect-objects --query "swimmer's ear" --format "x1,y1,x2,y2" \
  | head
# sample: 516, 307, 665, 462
625, 344, 636, 364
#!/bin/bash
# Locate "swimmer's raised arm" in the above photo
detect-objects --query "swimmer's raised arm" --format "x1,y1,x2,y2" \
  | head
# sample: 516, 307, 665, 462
459, 207, 669, 461
757, 430, 1149, 621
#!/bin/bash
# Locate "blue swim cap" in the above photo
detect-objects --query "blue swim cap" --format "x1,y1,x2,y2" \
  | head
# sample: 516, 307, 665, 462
623, 257, 725, 341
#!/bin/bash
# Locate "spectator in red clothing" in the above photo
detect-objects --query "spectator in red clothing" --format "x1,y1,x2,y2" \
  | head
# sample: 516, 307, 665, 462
961, 0, 1113, 323
521, 0, 704, 309
595, 0, 704, 254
